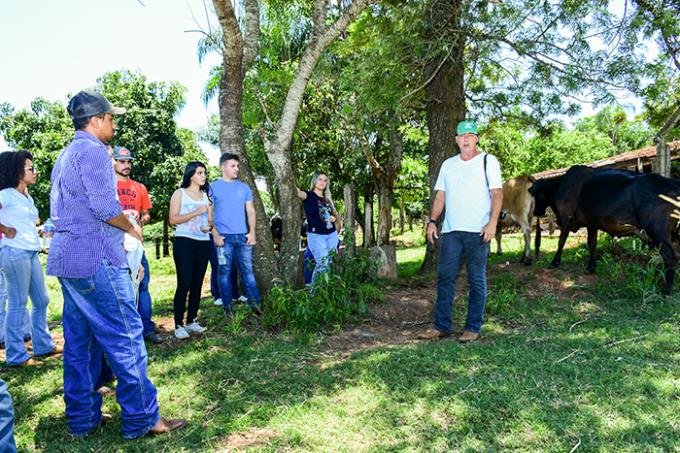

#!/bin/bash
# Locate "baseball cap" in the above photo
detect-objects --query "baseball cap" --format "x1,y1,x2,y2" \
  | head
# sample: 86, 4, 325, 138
112, 146, 134, 160
67, 90, 126, 121
456, 120, 478, 135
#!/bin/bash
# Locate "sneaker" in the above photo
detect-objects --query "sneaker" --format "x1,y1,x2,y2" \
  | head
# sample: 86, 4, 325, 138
213, 298, 223, 306
238, 295, 248, 303
174, 326, 190, 340
184, 322, 207, 334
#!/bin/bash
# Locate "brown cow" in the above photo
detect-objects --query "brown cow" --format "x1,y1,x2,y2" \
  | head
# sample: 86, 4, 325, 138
495, 175, 536, 264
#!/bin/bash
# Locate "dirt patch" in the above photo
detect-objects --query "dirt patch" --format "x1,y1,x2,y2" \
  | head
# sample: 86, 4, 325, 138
216, 428, 281, 452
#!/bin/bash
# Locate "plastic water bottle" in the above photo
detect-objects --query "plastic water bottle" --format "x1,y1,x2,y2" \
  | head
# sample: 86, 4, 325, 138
43, 218, 55, 248
217, 246, 226, 265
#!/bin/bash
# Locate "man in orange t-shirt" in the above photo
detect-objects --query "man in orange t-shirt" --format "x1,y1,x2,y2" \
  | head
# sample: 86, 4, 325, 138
113, 146, 161, 344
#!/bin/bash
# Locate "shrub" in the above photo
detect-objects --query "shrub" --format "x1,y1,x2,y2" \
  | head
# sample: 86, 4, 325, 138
262, 249, 383, 333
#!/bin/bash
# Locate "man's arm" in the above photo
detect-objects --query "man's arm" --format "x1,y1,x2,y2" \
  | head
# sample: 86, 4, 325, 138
140, 209, 151, 226
426, 190, 445, 244
480, 188, 503, 243
245, 200, 257, 245
107, 214, 142, 241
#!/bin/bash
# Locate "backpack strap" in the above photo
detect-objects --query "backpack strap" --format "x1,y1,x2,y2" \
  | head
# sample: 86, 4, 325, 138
483, 153, 489, 190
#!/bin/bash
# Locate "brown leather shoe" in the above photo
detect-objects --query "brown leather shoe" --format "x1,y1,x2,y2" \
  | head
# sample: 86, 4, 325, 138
35, 346, 63, 358
146, 417, 187, 436
458, 330, 480, 343
419, 328, 451, 340
10, 358, 43, 367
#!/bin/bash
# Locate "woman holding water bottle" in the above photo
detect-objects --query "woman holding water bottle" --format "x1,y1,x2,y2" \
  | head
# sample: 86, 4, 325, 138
296, 171, 342, 285
0, 150, 59, 366
168, 161, 212, 339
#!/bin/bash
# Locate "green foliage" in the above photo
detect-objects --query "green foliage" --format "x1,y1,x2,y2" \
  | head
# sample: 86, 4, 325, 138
0, 99, 73, 218
262, 250, 382, 333
97, 70, 202, 221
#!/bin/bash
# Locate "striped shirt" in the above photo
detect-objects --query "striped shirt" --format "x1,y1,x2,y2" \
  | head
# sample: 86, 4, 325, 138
46, 131, 126, 278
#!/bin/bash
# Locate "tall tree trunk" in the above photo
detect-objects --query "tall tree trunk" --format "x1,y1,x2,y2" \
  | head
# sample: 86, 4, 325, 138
262, 0, 370, 286
376, 185, 393, 245
364, 186, 374, 247
343, 183, 356, 255
214, 0, 280, 291
399, 197, 405, 235
419, 0, 466, 273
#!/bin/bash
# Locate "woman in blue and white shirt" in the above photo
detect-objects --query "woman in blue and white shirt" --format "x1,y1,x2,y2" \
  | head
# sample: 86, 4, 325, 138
0, 151, 58, 366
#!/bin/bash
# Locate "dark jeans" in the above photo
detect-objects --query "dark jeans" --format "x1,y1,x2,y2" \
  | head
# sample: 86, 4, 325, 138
138, 253, 155, 337
209, 236, 241, 301
435, 231, 490, 334
217, 234, 261, 310
172, 237, 210, 327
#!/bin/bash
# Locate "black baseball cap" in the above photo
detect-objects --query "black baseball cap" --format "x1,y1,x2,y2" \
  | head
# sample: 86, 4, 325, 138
67, 90, 126, 121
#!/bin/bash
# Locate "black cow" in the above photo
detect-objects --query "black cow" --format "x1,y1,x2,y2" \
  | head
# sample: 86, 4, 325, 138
529, 165, 680, 295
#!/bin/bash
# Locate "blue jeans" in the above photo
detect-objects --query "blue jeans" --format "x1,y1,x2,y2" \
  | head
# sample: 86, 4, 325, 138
303, 246, 315, 285
59, 259, 160, 439
138, 253, 155, 337
307, 231, 339, 285
435, 231, 489, 334
0, 379, 16, 453
209, 236, 241, 301
0, 247, 55, 365
217, 234, 260, 310
0, 270, 31, 345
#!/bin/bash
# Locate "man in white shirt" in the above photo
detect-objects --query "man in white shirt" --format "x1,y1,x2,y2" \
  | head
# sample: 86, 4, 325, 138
425, 120, 503, 342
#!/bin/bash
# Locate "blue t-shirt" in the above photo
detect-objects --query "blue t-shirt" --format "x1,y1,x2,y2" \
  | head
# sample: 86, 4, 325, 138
210, 179, 253, 235
303, 191, 336, 235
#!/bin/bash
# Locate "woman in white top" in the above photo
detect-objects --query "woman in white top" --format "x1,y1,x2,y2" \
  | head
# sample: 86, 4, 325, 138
0, 151, 58, 366
168, 161, 212, 339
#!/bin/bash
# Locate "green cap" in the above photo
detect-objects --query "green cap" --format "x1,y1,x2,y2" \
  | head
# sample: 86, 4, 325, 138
456, 120, 478, 135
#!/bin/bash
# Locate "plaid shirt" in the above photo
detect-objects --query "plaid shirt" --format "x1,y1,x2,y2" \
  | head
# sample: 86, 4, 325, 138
47, 131, 126, 278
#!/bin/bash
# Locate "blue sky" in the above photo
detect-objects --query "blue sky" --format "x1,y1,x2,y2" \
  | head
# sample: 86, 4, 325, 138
0, 0, 221, 159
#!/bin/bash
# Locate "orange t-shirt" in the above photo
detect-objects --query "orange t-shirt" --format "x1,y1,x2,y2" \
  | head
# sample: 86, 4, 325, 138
117, 179, 152, 222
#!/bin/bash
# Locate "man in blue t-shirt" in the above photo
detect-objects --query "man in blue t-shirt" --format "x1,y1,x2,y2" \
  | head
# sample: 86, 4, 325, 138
210, 153, 262, 315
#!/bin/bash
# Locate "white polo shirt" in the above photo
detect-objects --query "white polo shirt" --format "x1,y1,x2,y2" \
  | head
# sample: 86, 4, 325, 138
0, 188, 41, 251
434, 152, 502, 233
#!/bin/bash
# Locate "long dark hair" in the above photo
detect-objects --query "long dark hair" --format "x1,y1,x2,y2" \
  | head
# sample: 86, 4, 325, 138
0, 150, 34, 190
180, 161, 209, 193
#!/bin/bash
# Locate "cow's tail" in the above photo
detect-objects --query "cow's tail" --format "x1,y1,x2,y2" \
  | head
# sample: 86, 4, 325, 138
535, 215, 542, 259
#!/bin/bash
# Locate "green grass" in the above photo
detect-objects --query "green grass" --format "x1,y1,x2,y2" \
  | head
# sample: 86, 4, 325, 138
4, 235, 680, 451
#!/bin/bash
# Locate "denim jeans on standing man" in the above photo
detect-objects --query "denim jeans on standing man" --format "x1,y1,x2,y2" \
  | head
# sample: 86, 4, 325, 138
0, 247, 55, 365
434, 231, 490, 334
0, 379, 16, 453
217, 234, 260, 311
59, 259, 160, 439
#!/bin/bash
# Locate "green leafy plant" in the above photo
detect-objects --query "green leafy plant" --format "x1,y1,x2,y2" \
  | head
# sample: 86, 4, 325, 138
262, 250, 382, 333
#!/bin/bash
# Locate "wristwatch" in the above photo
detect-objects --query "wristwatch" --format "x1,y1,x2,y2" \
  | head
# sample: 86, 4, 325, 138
427, 218, 437, 225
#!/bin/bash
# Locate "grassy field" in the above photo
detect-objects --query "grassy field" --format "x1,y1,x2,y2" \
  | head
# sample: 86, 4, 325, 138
3, 234, 679, 452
